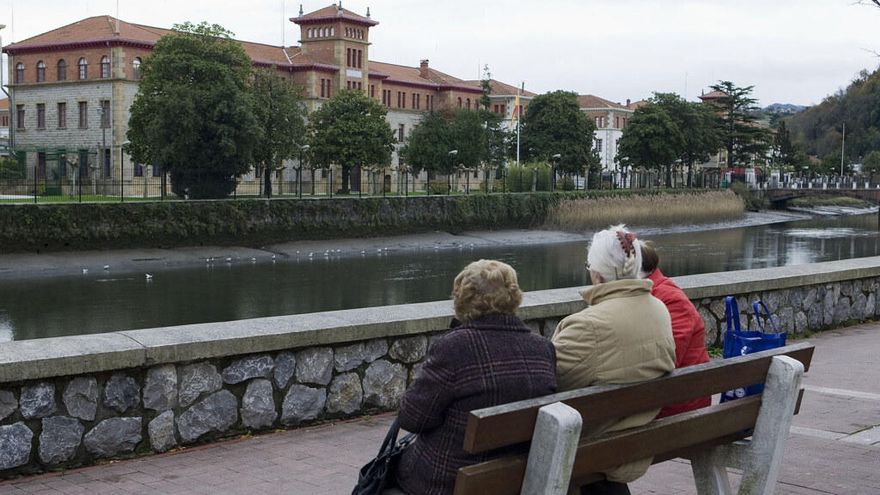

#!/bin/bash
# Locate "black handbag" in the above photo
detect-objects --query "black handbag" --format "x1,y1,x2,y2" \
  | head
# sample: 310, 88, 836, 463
352, 417, 416, 495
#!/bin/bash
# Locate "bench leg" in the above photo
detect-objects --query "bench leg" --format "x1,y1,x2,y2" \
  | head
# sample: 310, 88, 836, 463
691, 449, 734, 495
736, 355, 804, 495
521, 402, 583, 495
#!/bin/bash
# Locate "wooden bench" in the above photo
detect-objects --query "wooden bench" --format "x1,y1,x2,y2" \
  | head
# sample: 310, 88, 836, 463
453, 342, 814, 495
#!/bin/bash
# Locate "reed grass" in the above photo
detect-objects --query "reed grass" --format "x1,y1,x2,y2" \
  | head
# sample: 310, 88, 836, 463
544, 190, 745, 231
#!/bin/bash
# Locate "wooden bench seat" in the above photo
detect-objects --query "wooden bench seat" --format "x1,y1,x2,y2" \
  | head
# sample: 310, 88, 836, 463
453, 342, 814, 495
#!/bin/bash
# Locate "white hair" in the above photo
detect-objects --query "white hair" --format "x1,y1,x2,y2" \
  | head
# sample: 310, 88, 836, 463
587, 224, 642, 282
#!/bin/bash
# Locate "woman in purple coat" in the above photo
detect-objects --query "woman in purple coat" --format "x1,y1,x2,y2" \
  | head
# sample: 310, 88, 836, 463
396, 259, 557, 495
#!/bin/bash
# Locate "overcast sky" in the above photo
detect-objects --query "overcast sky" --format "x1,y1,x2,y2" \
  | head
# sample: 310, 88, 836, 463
2, 0, 879, 106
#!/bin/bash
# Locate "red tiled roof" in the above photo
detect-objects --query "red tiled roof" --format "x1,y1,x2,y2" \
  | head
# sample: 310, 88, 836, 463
4, 16, 306, 68
627, 99, 648, 110
292, 5, 377, 27
368, 61, 481, 92
577, 94, 630, 110
461, 79, 536, 97
699, 90, 728, 100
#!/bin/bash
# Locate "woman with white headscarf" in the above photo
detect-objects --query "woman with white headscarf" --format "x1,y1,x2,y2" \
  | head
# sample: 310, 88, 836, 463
551, 225, 675, 495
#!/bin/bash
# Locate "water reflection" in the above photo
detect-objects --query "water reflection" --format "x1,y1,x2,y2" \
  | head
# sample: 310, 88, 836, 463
2, 214, 879, 341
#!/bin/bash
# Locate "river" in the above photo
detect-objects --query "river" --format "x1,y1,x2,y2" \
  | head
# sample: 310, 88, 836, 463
2, 213, 879, 341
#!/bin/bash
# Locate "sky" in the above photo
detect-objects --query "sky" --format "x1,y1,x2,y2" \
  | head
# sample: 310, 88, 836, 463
2, 0, 879, 107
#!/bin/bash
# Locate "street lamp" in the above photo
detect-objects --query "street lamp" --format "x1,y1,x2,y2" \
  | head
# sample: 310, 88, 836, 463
448, 150, 458, 194
298, 144, 310, 199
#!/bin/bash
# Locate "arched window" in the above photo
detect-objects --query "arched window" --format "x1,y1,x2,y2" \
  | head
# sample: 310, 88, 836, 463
330, 27, 334, 36
457, 97, 462, 108
78, 58, 88, 80
36, 61, 46, 82
100, 56, 110, 79
57, 59, 67, 81
14, 63, 24, 83
132, 58, 142, 80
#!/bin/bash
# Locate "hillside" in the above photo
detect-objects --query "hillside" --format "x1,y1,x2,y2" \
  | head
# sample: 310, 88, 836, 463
786, 67, 880, 161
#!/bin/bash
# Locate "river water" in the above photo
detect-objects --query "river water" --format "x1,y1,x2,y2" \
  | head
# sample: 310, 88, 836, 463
2, 213, 879, 341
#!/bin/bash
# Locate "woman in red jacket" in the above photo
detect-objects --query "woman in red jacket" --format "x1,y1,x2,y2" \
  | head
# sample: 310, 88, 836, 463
639, 240, 711, 417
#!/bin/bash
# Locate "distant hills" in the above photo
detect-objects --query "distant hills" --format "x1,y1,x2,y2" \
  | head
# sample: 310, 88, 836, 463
763, 103, 807, 114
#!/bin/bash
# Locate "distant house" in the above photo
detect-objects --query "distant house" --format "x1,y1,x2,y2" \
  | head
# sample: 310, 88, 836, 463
577, 95, 641, 176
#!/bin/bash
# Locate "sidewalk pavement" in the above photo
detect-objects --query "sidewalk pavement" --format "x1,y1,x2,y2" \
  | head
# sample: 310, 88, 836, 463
2, 323, 879, 495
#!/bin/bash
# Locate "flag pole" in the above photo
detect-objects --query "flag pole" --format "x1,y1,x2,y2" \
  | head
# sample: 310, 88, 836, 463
515, 82, 522, 167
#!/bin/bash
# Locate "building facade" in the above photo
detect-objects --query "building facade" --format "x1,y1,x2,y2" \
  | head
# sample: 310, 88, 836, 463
3, 4, 532, 195
577, 95, 641, 178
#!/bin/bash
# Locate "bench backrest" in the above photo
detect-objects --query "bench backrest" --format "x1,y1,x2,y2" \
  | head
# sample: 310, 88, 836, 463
454, 342, 814, 495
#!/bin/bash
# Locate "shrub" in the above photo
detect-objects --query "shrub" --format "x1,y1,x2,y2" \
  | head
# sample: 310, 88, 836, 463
559, 176, 575, 191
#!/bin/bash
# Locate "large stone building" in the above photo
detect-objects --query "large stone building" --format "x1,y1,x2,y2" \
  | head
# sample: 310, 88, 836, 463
577, 95, 642, 179
2, 4, 533, 195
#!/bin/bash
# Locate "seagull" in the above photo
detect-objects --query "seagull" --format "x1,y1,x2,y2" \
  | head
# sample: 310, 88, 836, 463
250, 257, 257, 263
145, 273, 153, 281
272, 254, 278, 260
360, 250, 366, 254
103, 265, 110, 270
82, 268, 88, 274
308, 252, 314, 257
225, 257, 233, 263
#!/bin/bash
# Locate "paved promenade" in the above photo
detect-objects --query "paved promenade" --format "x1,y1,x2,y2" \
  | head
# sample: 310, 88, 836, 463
2, 323, 879, 495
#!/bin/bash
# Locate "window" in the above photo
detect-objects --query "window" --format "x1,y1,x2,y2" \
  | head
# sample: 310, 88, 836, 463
382, 89, 391, 107
78, 58, 88, 80
428, 95, 434, 111
320, 78, 332, 98
15, 63, 24, 83
134, 164, 144, 177
346, 48, 351, 67
457, 97, 462, 108
357, 50, 362, 68
36, 104, 46, 129
493, 104, 499, 113
100, 100, 110, 128
466, 98, 471, 110
615, 116, 620, 128
152, 164, 162, 177
78, 101, 88, 128
398, 124, 405, 142
500, 104, 506, 115
57, 59, 67, 81
595, 139, 603, 152
132, 58, 142, 80
100, 56, 110, 79
370, 84, 375, 98
16, 105, 24, 129
57, 102, 67, 129
413, 93, 420, 110
36, 61, 46, 82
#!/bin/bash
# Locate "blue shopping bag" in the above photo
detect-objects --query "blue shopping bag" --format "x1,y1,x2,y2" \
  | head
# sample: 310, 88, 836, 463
721, 296, 787, 402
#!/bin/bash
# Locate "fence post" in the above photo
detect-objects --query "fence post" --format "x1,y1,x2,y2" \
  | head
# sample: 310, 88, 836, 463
33, 166, 37, 204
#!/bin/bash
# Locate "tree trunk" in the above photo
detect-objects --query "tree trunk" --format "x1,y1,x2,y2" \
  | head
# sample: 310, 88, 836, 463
264, 166, 272, 199
687, 161, 694, 188
665, 165, 672, 188
340, 165, 350, 194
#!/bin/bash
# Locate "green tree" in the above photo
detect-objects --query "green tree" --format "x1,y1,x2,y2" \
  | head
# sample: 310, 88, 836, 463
400, 111, 451, 176
651, 93, 721, 186
480, 65, 492, 110
307, 89, 395, 193
520, 90, 598, 178
617, 104, 685, 187
708, 81, 771, 168
401, 109, 507, 177
127, 22, 259, 199
251, 69, 307, 198
770, 120, 798, 170
862, 150, 880, 180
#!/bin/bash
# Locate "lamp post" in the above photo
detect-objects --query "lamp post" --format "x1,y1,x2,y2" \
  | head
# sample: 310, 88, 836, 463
98, 106, 107, 181
298, 144, 309, 199
448, 150, 458, 195
120, 140, 130, 202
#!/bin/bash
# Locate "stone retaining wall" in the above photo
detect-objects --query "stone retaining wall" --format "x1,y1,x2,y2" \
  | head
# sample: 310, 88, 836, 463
1, 257, 879, 476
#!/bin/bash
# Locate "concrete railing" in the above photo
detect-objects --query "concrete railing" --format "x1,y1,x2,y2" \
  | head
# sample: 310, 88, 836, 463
1, 257, 878, 476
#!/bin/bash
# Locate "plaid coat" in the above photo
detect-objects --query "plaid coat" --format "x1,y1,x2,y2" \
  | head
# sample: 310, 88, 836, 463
396, 313, 557, 495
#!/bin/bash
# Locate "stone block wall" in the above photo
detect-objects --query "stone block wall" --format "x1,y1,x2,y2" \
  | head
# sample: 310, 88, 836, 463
1, 258, 878, 477
0, 334, 436, 476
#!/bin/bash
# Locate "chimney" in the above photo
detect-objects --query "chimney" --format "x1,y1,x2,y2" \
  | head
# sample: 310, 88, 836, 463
419, 59, 429, 78
626, 98, 631, 107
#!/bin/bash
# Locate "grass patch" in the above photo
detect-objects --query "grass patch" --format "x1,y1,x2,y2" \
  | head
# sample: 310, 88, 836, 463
543, 190, 745, 231
788, 196, 871, 208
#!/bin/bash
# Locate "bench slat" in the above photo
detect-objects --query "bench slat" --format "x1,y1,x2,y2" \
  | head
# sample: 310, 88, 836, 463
463, 343, 813, 454
456, 396, 762, 495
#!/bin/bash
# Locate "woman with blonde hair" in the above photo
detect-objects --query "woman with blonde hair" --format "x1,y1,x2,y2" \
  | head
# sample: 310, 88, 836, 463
396, 259, 557, 495
552, 225, 675, 495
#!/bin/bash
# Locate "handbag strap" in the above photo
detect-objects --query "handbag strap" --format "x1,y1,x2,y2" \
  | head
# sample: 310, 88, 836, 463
379, 418, 402, 456
725, 296, 741, 334
752, 300, 779, 333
